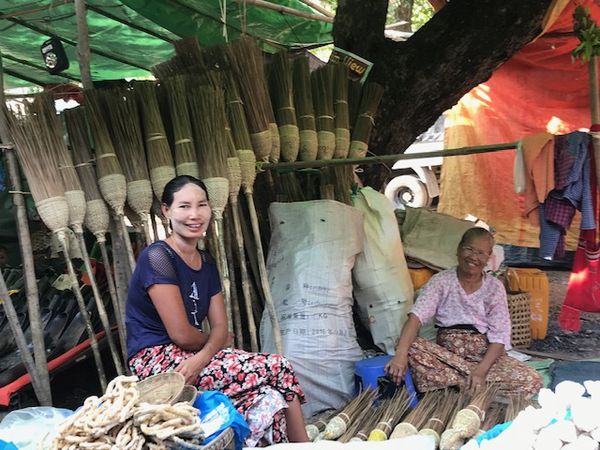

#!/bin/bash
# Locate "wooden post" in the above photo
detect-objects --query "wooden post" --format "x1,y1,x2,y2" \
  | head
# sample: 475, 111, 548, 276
589, 57, 600, 186
74, 0, 93, 89
0, 53, 52, 406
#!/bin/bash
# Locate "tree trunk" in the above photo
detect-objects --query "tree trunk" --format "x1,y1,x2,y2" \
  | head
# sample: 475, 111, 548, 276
334, 0, 553, 170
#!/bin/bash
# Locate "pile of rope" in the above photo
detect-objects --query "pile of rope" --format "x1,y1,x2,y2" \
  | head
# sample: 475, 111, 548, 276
50, 376, 203, 450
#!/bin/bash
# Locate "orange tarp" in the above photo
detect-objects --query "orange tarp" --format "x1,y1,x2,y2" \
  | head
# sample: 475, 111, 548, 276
438, 0, 600, 248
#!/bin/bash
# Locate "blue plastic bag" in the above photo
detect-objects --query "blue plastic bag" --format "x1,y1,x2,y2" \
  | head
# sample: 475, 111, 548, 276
193, 391, 250, 450
0, 407, 73, 450
0, 440, 17, 450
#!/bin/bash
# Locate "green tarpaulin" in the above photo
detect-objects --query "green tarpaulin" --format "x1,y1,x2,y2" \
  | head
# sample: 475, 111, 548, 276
0, 0, 333, 88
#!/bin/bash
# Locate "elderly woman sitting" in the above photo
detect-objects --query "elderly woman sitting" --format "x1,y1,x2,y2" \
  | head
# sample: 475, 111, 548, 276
386, 227, 543, 397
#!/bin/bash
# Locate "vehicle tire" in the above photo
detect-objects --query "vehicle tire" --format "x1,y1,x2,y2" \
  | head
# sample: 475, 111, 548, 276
384, 175, 432, 209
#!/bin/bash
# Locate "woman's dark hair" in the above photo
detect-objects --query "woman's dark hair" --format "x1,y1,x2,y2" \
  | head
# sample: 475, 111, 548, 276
161, 175, 209, 206
458, 227, 495, 248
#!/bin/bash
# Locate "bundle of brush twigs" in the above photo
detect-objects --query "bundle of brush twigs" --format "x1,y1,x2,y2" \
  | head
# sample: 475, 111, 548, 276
318, 388, 378, 441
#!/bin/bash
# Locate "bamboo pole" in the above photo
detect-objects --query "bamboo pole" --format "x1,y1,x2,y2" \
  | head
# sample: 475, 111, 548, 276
260, 142, 518, 170
57, 231, 107, 391
234, 0, 333, 23
0, 54, 52, 406
299, 0, 334, 17
229, 201, 259, 352
0, 269, 45, 402
74, 0, 92, 89
224, 209, 244, 350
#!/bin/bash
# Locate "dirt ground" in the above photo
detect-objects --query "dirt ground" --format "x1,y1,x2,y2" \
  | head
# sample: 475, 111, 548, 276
526, 270, 600, 360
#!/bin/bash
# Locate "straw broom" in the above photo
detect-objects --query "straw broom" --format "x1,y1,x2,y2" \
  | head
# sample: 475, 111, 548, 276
103, 88, 154, 246
320, 388, 378, 440
173, 37, 206, 70
164, 75, 200, 179
293, 55, 318, 161
224, 72, 259, 352
332, 63, 350, 158
367, 387, 411, 440
269, 50, 299, 162
64, 106, 128, 365
306, 409, 338, 442
348, 79, 363, 134
349, 82, 384, 159
188, 85, 233, 333
418, 389, 460, 447
226, 37, 272, 162
311, 64, 336, 160
390, 390, 440, 439
134, 81, 177, 201
440, 384, 499, 450
33, 95, 124, 376
5, 105, 108, 391
348, 402, 387, 442
339, 400, 381, 443
85, 89, 137, 273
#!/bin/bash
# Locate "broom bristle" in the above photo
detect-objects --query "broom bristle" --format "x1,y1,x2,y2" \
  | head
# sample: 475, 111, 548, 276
421, 389, 459, 434
64, 107, 103, 202
103, 87, 150, 182
293, 55, 316, 132
224, 71, 253, 152
4, 103, 65, 202
225, 37, 271, 134
173, 37, 206, 70
163, 75, 198, 172
352, 82, 384, 144
188, 85, 228, 179
348, 79, 363, 132
269, 50, 296, 127
399, 391, 440, 430
311, 64, 335, 134
32, 93, 81, 193
134, 81, 175, 169
333, 63, 350, 131
84, 89, 124, 178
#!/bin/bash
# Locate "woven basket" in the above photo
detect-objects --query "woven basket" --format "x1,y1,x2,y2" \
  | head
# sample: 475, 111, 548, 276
507, 291, 532, 347
136, 372, 185, 405
174, 385, 198, 405
167, 427, 235, 450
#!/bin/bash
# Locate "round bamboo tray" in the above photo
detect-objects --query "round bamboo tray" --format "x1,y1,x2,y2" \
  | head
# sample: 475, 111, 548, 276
136, 372, 185, 405
167, 427, 234, 450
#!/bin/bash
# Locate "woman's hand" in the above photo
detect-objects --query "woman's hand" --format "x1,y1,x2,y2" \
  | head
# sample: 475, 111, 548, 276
385, 353, 408, 385
175, 352, 210, 384
468, 365, 487, 389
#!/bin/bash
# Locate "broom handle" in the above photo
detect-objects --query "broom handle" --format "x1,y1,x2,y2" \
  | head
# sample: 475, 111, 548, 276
76, 232, 124, 374
98, 240, 128, 366
590, 56, 600, 185
229, 198, 259, 352
0, 271, 45, 402
223, 209, 245, 350
213, 217, 234, 335
118, 215, 137, 272
140, 216, 153, 246
244, 190, 284, 354
57, 232, 107, 392
150, 208, 160, 242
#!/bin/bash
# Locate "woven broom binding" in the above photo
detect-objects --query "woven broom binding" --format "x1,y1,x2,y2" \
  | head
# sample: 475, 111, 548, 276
36, 196, 70, 232
203, 177, 229, 219
334, 128, 350, 159
98, 173, 127, 215
249, 129, 271, 162
237, 150, 257, 191
299, 129, 318, 161
226, 157, 242, 196
85, 199, 110, 241
269, 122, 281, 163
279, 124, 300, 162
452, 408, 481, 436
317, 130, 336, 160
176, 161, 200, 179
349, 140, 369, 159
126, 179, 153, 216
150, 166, 177, 201
64, 189, 86, 232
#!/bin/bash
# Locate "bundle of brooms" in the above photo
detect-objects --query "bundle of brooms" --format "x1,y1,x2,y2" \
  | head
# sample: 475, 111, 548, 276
390, 390, 440, 439
293, 55, 318, 161
333, 63, 350, 159
84, 89, 137, 273
226, 37, 272, 162
440, 384, 499, 450
64, 106, 127, 365
4, 101, 108, 391
34, 94, 124, 376
417, 389, 460, 447
347, 399, 387, 442
102, 87, 154, 246
311, 64, 336, 160
306, 409, 338, 442
319, 388, 378, 440
269, 50, 299, 162
367, 387, 411, 441
349, 82, 385, 159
